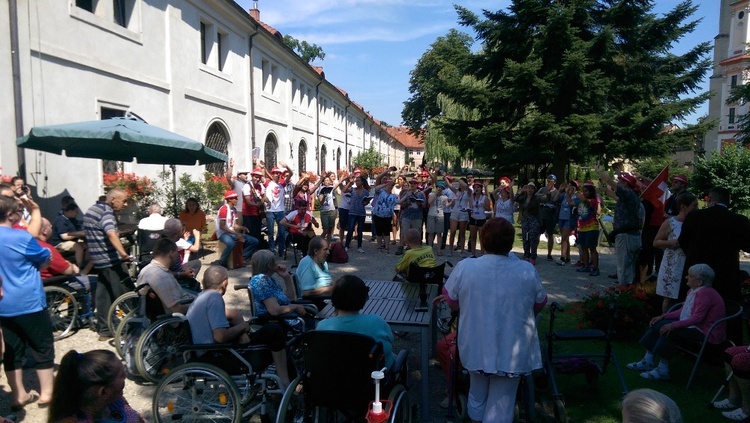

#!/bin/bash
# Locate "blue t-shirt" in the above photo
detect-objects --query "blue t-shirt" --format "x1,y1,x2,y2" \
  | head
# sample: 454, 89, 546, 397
250, 274, 290, 316
317, 314, 395, 367
348, 189, 369, 217
0, 226, 51, 317
372, 189, 398, 218
296, 255, 331, 292
186, 290, 229, 345
400, 190, 426, 220
50, 211, 80, 246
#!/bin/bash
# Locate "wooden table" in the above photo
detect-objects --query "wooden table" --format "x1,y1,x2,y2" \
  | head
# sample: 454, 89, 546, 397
318, 279, 436, 422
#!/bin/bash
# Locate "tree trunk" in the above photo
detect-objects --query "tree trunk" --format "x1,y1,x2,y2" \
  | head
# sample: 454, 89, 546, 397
550, 148, 570, 185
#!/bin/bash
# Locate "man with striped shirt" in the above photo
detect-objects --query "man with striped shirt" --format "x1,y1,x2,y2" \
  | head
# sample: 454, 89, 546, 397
83, 188, 134, 340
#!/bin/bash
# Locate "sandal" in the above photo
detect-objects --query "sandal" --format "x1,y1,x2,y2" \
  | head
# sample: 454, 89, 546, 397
639, 369, 669, 381
722, 408, 749, 421
626, 360, 655, 371
713, 399, 740, 410
11, 391, 39, 411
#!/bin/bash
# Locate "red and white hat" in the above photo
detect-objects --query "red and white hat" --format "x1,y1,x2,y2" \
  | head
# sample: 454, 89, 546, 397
251, 168, 263, 177
672, 174, 688, 184
353, 168, 362, 176
224, 190, 238, 200
270, 166, 283, 174
618, 173, 638, 188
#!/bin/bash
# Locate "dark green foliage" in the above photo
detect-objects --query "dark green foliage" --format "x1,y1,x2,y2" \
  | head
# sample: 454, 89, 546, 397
283, 34, 325, 63
406, 0, 713, 178
692, 144, 750, 211
352, 147, 384, 174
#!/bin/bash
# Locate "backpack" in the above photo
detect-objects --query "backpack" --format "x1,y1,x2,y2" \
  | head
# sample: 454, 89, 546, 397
121, 314, 149, 380
328, 241, 348, 263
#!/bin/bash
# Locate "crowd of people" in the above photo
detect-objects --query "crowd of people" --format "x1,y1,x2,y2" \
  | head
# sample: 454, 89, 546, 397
1, 158, 750, 422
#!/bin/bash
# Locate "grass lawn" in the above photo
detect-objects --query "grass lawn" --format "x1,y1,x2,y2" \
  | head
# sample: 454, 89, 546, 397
536, 309, 728, 422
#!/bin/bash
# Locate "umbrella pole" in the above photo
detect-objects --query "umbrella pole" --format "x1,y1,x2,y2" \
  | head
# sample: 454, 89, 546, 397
171, 164, 177, 218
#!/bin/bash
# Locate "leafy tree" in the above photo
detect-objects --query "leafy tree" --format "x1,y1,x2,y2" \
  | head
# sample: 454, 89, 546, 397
283, 34, 325, 63
402, 29, 474, 132
418, 0, 712, 178
691, 144, 750, 212
352, 147, 384, 175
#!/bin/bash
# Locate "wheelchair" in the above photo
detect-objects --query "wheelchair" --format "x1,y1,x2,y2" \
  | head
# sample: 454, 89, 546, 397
44, 274, 96, 340
275, 330, 412, 423
405, 261, 453, 333
115, 282, 194, 383
152, 310, 291, 421
543, 302, 627, 422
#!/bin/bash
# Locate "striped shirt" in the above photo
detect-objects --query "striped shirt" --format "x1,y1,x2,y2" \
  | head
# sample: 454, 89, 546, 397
83, 201, 120, 268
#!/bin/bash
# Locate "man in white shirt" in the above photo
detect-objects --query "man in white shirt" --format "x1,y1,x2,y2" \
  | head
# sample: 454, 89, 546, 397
265, 166, 289, 257
137, 204, 168, 231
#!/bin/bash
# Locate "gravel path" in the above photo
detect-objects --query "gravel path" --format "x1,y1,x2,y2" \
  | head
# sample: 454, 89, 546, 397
4, 238, 749, 422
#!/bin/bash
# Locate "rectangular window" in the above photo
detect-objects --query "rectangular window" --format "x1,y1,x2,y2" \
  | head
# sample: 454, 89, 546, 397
729, 107, 736, 124
113, 0, 134, 28
200, 22, 208, 64
262, 59, 271, 93
76, 0, 96, 12
732, 75, 738, 88
271, 63, 278, 95
217, 31, 228, 71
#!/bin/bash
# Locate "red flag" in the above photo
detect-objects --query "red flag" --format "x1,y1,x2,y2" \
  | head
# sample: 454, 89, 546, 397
640, 166, 669, 226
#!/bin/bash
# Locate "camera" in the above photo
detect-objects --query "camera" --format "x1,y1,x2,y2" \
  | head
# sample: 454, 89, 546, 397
22, 185, 30, 193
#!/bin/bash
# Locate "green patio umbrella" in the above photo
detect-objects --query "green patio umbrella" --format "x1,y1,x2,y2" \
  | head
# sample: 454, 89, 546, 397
16, 116, 227, 165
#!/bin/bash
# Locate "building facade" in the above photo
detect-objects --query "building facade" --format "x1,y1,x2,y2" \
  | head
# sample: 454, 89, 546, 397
705, 0, 748, 158
1, 0, 405, 215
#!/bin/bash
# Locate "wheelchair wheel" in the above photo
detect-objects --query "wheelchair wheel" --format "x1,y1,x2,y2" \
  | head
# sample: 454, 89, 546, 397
46, 286, 79, 340
455, 394, 468, 421
553, 397, 567, 423
153, 362, 242, 422
107, 291, 139, 335
388, 384, 411, 423
135, 316, 190, 383
436, 301, 453, 335
113, 310, 136, 358
275, 375, 307, 423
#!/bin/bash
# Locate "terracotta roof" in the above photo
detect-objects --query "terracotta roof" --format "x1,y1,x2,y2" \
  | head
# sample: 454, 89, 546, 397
720, 54, 750, 67
386, 126, 424, 149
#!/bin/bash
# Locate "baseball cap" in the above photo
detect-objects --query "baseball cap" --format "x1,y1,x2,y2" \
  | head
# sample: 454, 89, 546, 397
270, 166, 283, 174
224, 190, 238, 200
499, 176, 511, 185
237, 169, 250, 175
251, 168, 263, 177
409, 178, 419, 184
527, 182, 536, 188
353, 169, 362, 176
672, 174, 688, 184
547, 174, 557, 180
619, 173, 638, 188
436, 181, 446, 187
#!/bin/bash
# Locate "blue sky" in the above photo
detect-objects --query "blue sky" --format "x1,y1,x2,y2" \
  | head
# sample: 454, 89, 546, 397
236, 0, 719, 127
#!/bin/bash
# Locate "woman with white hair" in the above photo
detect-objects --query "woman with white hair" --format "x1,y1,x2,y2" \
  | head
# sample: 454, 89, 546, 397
626, 264, 726, 381
622, 388, 682, 423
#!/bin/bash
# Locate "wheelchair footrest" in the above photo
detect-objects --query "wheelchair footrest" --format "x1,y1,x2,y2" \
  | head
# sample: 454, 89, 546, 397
553, 329, 606, 341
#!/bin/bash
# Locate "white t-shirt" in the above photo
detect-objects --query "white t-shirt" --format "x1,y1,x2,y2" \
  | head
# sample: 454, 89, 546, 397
428, 192, 446, 217
442, 189, 455, 214
214, 204, 236, 238
265, 180, 285, 212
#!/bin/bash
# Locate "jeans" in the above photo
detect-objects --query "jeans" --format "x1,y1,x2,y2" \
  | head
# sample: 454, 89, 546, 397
219, 232, 260, 266
639, 319, 704, 359
265, 211, 287, 254
346, 214, 366, 248
615, 232, 641, 285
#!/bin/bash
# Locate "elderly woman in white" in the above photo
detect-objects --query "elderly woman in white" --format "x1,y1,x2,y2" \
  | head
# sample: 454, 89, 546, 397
438, 217, 547, 422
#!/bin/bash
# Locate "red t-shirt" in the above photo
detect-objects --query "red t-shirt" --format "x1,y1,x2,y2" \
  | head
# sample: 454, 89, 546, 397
37, 239, 71, 279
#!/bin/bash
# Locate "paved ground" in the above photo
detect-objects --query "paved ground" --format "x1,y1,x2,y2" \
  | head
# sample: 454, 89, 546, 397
3, 236, 749, 422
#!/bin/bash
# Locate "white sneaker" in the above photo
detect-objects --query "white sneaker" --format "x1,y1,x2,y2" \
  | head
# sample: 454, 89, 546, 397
358, 248, 365, 253
722, 408, 749, 421
345, 247, 349, 252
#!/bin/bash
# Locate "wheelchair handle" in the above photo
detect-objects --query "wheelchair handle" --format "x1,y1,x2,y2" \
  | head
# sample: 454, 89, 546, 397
550, 302, 565, 313
234, 283, 249, 290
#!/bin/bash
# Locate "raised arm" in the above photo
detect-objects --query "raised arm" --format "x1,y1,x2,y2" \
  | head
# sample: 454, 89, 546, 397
595, 166, 617, 191
226, 158, 235, 185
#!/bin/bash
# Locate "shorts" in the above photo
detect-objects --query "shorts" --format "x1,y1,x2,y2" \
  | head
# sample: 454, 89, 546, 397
400, 217, 423, 234
541, 213, 556, 235
373, 215, 393, 235
578, 230, 600, 248
558, 219, 574, 230
55, 240, 79, 252
338, 208, 349, 229
452, 210, 470, 223
469, 217, 486, 227
426, 215, 445, 233
1, 310, 55, 370
320, 210, 336, 229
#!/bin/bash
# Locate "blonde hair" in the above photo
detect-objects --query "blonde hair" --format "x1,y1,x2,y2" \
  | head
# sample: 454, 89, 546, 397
622, 389, 681, 423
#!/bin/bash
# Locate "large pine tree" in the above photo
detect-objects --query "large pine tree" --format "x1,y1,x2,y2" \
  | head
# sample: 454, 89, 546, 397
409, 0, 712, 177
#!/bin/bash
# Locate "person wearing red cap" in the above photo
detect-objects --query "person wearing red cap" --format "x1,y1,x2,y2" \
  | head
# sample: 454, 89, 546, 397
225, 158, 249, 226
664, 174, 689, 217
215, 190, 259, 268
597, 166, 643, 285
242, 168, 266, 240
265, 164, 292, 257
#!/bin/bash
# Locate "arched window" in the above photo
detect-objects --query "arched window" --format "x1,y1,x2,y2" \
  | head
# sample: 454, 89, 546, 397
336, 148, 341, 171
205, 122, 229, 176
298, 140, 307, 173
320, 144, 327, 173
264, 134, 278, 168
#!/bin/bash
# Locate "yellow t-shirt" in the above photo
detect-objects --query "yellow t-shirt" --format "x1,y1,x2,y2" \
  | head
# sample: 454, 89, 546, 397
396, 245, 437, 276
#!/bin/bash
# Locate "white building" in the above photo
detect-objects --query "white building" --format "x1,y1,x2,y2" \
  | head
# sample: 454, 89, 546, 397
1, 0, 405, 216
704, 0, 749, 158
